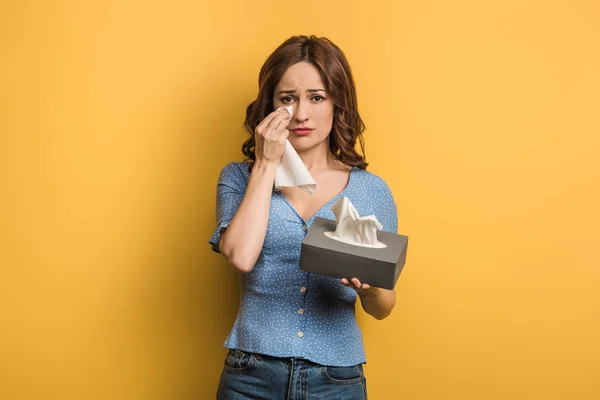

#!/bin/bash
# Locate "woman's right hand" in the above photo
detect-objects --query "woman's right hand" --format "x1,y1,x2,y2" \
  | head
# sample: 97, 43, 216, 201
254, 108, 291, 165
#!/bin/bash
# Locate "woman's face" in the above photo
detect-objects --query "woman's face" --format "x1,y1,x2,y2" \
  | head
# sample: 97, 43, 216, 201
272, 62, 334, 153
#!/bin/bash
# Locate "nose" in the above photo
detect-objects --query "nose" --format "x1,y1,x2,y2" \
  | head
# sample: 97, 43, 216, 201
293, 99, 309, 122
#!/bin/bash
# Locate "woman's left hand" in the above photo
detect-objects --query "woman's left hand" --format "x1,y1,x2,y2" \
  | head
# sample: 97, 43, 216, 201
341, 277, 378, 297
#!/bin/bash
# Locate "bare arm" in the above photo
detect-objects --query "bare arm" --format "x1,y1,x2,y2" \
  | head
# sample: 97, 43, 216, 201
342, 278, 396, 320
219, 161, 277, 272
218, 109, 291, 273
359, 287, 396, 320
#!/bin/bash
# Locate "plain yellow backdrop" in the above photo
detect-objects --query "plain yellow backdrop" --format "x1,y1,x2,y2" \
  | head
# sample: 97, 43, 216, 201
1, 1, 599, 399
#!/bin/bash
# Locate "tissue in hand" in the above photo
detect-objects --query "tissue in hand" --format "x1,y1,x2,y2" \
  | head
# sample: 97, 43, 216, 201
324, 197, 387, 248
273, 105, 317, 195
278, 105, 294, 119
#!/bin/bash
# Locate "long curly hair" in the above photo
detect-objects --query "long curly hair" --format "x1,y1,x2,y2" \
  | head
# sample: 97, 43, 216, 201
242, 35, 368, 170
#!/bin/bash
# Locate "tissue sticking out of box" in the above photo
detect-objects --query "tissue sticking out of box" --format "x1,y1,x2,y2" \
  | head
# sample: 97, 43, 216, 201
324, 197, 387, 248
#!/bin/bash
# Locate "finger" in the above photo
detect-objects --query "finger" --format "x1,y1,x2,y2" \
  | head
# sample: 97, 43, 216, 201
275, 106, 293, 119
265, 114, 291, 139
262, 110, 291, 135
351, 278, 361, 288
361, 283, 370, 290
272, 119, 291, 139
255, 109, 290, 136
341, 278, 349, 285
277, 129, 290, 145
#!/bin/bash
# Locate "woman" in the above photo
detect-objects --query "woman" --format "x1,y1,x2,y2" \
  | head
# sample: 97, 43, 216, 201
209, 35, 398, 399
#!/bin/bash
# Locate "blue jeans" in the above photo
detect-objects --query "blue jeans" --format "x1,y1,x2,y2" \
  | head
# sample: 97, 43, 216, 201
217, 349, 368, 399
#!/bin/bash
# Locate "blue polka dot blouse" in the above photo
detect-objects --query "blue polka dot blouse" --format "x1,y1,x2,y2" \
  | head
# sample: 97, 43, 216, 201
209, 161, 398, 367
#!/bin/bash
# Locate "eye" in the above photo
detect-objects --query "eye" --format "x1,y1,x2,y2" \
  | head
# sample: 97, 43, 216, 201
281, 96, 295, 103
312, 95, 325, 102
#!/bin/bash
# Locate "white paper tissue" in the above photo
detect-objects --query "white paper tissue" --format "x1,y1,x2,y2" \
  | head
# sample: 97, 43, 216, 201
273, 105, 317, 195
324, 197, 387, 248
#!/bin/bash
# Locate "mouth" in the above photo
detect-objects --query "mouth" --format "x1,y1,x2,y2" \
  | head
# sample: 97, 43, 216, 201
292, 128, 314, 136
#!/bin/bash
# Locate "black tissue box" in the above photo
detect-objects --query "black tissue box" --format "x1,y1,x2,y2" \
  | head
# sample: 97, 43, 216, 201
299, 217, 409, 290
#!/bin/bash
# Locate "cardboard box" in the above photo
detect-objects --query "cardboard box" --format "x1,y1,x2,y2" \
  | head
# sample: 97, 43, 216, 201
299, 217, 409, 290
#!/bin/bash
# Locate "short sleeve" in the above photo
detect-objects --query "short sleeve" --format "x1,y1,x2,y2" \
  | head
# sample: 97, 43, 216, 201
374, 178, 398, 234
208, 162, 249, 253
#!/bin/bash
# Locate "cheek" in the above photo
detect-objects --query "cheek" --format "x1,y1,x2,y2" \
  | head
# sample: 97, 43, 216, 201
316, 105, 334, 127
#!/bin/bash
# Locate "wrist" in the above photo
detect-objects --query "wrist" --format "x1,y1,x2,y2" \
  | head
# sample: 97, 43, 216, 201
253, 159, 279, 172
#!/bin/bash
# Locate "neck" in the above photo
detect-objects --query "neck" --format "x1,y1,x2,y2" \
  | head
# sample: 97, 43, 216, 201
297, 141, 336, 171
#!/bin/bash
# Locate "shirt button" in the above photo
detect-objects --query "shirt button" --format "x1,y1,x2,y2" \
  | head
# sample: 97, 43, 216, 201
297, 331, 304, 338
302, 224, 307, 231
298, 308, 304, 315
299, 287, 306, 293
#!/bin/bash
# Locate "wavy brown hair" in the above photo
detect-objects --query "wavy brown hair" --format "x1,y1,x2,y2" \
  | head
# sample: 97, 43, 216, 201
242, 35, 368, 170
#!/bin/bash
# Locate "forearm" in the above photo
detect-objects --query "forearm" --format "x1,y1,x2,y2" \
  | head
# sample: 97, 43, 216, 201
359, 288, 396, 320
220, 160, 277, 272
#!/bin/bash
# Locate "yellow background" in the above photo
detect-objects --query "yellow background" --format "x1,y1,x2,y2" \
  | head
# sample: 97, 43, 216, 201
2, 1, 599, 399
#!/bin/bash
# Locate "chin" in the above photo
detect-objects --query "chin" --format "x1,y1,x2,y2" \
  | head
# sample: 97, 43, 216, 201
289, 139, 316, 152
289, 134, 329, 152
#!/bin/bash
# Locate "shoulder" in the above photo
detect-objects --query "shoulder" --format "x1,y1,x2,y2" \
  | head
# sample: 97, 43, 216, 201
219, 160, 251, 175
352, 167, 394, 196
352, 168, 398, 232
218, 161, 251, 184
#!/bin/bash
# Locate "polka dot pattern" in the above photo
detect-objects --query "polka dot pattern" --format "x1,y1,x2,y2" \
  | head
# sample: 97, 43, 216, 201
209, 161, 398, 367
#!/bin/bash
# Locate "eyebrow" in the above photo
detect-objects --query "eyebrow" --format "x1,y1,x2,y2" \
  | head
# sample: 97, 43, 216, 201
277, 89, 327, 95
